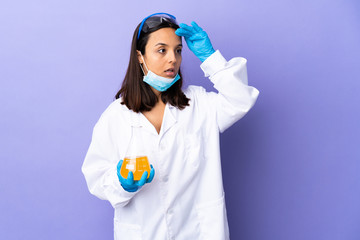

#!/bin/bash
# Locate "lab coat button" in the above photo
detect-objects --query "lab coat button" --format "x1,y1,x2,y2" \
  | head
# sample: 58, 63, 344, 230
167, 209, 173, 215
160, 144, 166, 151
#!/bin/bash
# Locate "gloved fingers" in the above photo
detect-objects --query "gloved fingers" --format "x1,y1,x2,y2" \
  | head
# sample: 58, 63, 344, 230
179, 23, 197, 34
175, 28, 193, 38
126, 171, 135, 185
137, 171, 148, 187
117, 160, 126, 182
191, 21, 203, 32
188, 32, 207, 41
127, 187, 138, 192
117, 160, 123, 173
122, 185, 138, 192
177, 25, 195, 36
121, 172, 138, 192
118, 173, 127, 183
146, 165, 155, 183
183, 37, 193, 46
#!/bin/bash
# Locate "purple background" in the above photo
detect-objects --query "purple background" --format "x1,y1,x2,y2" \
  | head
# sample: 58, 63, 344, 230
1, 0, 359, 239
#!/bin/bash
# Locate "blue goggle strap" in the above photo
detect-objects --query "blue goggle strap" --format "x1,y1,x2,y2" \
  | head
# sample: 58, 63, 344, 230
137, 12, 176, 40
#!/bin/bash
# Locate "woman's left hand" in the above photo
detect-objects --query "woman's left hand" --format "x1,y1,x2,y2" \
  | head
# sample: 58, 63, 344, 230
175, 21, 215, 62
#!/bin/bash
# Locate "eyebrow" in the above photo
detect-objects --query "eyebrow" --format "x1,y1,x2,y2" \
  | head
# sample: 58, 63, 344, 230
154, 43, 183, 47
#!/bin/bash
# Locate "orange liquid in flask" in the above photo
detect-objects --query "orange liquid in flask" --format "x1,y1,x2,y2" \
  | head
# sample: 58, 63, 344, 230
120, 156, 151, 181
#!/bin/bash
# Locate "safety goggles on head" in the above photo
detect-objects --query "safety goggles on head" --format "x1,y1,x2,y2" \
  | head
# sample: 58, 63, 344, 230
137, 12, 177, 40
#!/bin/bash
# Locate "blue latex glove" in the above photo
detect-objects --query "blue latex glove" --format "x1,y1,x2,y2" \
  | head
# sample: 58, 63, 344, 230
175, 21, 215, 62
116, 160, 155, 192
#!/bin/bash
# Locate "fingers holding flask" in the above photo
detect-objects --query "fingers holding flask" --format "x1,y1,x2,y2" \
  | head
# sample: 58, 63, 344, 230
116, 159, 155, 193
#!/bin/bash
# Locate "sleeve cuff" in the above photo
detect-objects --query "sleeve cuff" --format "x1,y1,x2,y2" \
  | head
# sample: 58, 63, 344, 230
103, 164, 138, 207
110, 168, 138, 198
200, 50, 227, 77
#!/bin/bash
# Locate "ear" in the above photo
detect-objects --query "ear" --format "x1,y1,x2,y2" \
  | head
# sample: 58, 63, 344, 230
136, 50, 143, 64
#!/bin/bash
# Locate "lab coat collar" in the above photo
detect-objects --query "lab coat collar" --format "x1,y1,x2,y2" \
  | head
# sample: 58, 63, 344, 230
128, 102, 177, 136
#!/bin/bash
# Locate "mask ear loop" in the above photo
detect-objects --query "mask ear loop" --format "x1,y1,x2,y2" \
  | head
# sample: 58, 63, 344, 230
139, 63, 145, 76
139, 53, 149, 76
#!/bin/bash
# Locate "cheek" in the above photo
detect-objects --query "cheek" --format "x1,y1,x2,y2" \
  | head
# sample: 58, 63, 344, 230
146, 57, 166, 75
145, 55, 161, 70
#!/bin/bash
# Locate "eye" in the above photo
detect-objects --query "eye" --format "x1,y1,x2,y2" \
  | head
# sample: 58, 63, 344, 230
158, 48, 166, 53
177, 48, 182, 54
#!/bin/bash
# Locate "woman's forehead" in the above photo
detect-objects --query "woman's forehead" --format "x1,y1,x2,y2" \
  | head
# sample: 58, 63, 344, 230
147, 28, 182, 46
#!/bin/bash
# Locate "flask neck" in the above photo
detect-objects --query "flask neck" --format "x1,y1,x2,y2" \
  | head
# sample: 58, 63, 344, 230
125, 126, 146, 159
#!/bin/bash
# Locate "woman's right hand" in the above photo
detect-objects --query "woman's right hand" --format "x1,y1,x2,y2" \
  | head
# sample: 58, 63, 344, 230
116, 160, 155, 192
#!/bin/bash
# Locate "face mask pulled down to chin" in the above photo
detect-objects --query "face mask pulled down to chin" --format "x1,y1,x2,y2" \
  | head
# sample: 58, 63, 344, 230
139, 53, 180, 92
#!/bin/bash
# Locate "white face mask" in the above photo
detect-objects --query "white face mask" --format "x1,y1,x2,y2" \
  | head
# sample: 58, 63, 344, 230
139, 54, 180, 92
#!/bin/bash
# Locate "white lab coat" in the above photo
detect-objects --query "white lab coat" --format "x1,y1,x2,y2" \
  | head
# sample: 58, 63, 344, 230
82, 50, 259, 240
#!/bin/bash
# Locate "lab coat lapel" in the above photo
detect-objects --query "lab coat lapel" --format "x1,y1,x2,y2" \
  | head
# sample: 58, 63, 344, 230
159, 103, 177, 137
129, 103, 177, 136
138, 112, 156, 134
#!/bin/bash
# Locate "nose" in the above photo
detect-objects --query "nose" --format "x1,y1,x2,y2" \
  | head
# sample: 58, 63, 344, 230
167, 50, 177, 64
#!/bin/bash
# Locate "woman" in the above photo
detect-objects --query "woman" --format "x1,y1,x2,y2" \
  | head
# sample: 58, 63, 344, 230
82, 12, 259, 240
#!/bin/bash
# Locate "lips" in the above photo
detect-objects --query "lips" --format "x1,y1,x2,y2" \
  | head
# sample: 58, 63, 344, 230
164, 68, 176, 77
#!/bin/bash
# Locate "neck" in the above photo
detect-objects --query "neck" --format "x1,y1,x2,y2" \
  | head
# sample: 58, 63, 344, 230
150, 86, 162, 98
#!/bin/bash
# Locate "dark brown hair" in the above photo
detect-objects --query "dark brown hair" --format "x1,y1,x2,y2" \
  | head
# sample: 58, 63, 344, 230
115, 18, 190, 112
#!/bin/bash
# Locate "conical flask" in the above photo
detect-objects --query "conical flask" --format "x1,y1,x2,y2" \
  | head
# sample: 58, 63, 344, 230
120, 126, 151, 181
